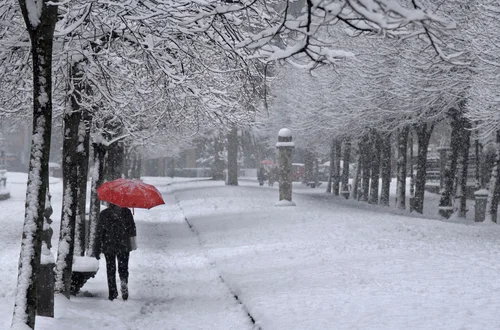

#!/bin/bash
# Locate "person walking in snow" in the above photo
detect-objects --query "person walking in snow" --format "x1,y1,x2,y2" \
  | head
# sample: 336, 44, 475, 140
93, 203, 137, 301
258, 166, 266, 186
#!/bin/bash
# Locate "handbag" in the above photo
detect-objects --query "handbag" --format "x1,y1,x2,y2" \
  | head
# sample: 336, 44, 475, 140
130, 236, 138, 251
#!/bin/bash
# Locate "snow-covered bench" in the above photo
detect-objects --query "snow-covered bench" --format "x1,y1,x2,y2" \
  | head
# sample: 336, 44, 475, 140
70, 256, 99, 295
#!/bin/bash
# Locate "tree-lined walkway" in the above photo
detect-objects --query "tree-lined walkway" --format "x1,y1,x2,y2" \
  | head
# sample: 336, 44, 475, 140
34, 182, 254, 330
4, 178, 500, 329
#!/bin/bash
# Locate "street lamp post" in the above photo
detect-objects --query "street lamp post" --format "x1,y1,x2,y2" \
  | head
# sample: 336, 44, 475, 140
275, 128, 296, 206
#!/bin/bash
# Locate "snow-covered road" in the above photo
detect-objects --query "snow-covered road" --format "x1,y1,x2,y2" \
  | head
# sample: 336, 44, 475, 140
2, 175, 500, 329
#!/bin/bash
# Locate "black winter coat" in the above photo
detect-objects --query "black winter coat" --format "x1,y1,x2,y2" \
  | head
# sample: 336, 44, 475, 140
94, 206, 136, 255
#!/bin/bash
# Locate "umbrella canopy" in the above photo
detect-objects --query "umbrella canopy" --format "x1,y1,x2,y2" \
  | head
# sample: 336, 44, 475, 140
97, 178, 165, 209
260, 160, 274, 165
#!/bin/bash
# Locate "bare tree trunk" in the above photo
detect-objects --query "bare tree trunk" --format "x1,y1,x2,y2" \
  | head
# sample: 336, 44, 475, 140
137, 154, 142, 178
75, 114, 91, 256
380, 134, 391, 206
396, 127, 409, 210
326, 138, 334, 193
360, 136, 371, 202
340, 139, 351, 198
304, 150, 315, 184
127, 152, 135, 179
55, 63, 84, 298
487, 131, 500, 223
129, 152, 137, 179
167, 157, 175, 178
332, 140, 342, 195
439, 108, 464, 217
369, 132, 381, 204
87, 143, 106, 256
413, 123, 434, 214
314, 158, 319, 187
127, 151, 135, 178
134, 153, 142, 179
458, 122, 471, 217
409, 132, 414, 211
350, 151, 361, 200
162, 157, 167, 177
12, 1, 57, 327
123, 151, 130, 178
105, 142, 125, 181
226, 127, 238, 186
136, 154, 142, 179
212, 134, 225, 180
475, 138, 481, 189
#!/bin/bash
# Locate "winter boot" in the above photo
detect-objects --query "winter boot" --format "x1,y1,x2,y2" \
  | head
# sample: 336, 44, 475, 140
121, 279, 128, 301
108, 291, 118, 301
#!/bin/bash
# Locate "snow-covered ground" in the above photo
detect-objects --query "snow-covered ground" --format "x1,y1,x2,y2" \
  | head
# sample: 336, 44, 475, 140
2, 173, 500, 329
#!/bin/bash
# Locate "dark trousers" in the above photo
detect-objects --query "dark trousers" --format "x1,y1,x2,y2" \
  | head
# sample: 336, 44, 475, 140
104, 250, 130, 297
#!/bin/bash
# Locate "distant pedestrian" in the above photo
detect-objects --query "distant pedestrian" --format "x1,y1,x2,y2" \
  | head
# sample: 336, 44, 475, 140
93, 203, 137, 301
258, 166, 266, 186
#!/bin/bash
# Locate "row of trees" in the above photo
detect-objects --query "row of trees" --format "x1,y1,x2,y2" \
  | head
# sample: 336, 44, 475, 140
6, 0, 258, 327
254, 1, 500, 223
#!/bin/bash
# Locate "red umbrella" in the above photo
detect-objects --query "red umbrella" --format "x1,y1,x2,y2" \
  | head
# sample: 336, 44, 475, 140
260, 160, 274, 165
97, 178, 165, 209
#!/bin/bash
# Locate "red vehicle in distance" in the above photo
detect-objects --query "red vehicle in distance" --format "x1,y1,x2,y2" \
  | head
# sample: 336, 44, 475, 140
291, 163, 305, 182
259, 161, 304, 182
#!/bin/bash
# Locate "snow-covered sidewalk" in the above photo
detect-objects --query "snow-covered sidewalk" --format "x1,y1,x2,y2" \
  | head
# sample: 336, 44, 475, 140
2, 176, 500, 329
1, 175, 252, 330
40, 188, 253, 329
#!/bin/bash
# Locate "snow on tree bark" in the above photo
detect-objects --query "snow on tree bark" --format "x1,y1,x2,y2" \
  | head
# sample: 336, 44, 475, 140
12, 118, 50, 329
12, 0, 57, 328
55, 78, 83, 297
64, 62, 92, 257
75, 116, 91, 256
87, 143, 106, 256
